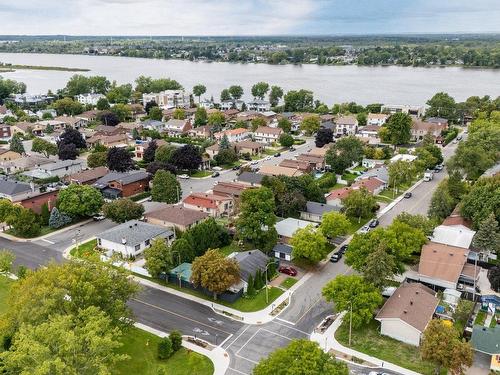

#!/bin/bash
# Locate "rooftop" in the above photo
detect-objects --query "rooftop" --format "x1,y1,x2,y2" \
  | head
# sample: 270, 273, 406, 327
431, 225, 476, 249
230, 250, 269, 283
255, 126, 283, 135
471, 326, 500, 355
259, 165, 304, 177
0, 178, 33, 196
145, 205, 209, 226
304, 201, 341, 215
93, 170, 149, 189
97, 220, 173, 247
66, 166, 109, 184
237, 171, 264, 186
275, 218, 318, 239
183, 193, 232, 209
418, 242, 469, 284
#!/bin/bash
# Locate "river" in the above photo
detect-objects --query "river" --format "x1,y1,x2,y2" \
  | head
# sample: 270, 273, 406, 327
1, 52, 499, 105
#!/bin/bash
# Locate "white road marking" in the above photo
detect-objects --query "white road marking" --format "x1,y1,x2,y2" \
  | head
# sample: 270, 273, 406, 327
235, 328, 261, 355
41, 238, 55, 244
275, 317, 296, 325
235, 353, 259, 365
218, 333, 233, 348
270, 320, 309, 335
228, 367, 250, 375
224, 325, 250, 350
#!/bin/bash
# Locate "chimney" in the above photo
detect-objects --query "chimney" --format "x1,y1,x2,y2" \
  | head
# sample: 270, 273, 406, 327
403, 310, 407, 314
122, 238, 127, 244
410, 301, 413, 306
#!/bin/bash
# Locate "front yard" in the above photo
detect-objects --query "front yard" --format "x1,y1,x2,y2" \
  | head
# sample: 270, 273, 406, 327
70, 239, 100, 261
280, 277, 298, 289
336, 320, 443, 375
0, 275, 12, 315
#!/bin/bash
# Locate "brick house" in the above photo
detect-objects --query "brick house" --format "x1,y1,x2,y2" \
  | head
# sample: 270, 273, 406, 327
183, 193, 233, 218
93, 171, 150, 199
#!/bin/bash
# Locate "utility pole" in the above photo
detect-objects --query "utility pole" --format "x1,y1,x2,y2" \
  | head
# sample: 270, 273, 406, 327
349, 301, 353, 347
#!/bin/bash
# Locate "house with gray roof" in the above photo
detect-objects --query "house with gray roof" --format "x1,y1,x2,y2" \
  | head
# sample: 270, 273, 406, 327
300, 201, 341, 223
23, 159, 84, 179
273, 243, 294, 261
237, 171, 263, 187
228, 250, 270, 293
93, 170, 150, 199
357, 165, 389, 184
0, 178, 38, 202
96, 220, 175, 258
471, 326, 500, 371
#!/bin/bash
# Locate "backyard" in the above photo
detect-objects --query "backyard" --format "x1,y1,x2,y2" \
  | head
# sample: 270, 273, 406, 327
335, 320, 444, 375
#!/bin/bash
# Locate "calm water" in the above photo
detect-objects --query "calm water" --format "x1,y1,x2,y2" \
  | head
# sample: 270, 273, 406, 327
1, 52, 499, 105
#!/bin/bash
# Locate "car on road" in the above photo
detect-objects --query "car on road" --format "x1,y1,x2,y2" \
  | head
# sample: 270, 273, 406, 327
289, 147, 296, 151
274, 152, 281, 157
368, 219, 379, 228
251, 160, 259, 165
330, 252, 341, 262
212, 166, 223, 172
265, 156, 272, 161
93, 214, 105, 221
404, 192, 412, 199
457, 135, 463, 141
338, 244, 348, 254
278, 266, 298, 276
368, 372, 390, 375
232, 165, 241, 170
211, 172, 220, 178
434, 164, 444, 172
359, 225, 371, 234
178, 174, 190, 179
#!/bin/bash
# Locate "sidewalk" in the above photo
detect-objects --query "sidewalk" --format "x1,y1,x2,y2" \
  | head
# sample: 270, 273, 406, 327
135, 322, 229, 375
310, 312, 421, 375
0, 218, 92, 243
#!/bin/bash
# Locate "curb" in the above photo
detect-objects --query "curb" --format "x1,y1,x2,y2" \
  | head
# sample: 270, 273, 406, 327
376, 178, 424, 218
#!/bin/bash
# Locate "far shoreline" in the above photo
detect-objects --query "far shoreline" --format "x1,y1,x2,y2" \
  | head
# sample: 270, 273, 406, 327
0, 62, 90, 72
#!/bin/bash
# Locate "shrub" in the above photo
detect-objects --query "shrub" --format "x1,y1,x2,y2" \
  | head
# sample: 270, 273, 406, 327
157, 337, 173, 360
169, 331, 183, 352
48, 207, 72, 229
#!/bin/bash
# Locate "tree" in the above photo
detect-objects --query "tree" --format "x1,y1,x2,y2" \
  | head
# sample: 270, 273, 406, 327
193, 84, 206, 103
290, 225, 328, 263
57, 184, 103, 218
488, 267, 500, 293
48, 207, 72, 229
131, 127, 140, 140
284, 90, 314, 112
134, 76, 182, 94
106, 83, 133, 104
322, 275, 382, 328
421, 319, 473, 375
228, 85, 243, 100
356, 112, 367, 126
215, 148, 238, 165
106, 147, 135, 172
388, 160, 416, 191
300, 115, 321, 135
62, 74, 110, 96
460, 175, 500, 228
102, 198, 144, 223
110, 103, 132, 122
59, 128, 86, 149
40, 202, 50, 226
151, 170, 181, 203
453, 300, 475, 325
220, 88, 231, 102
155, 144, 177, 163
277, 117, 292, 133
87, 151, 107, 168
148, 106, 163, 121
146, 161, 177, 176
169, 331, 182, 352
315, 128, 333, 147
250, 117, 266, 132
0, 250, 15, 274
99, 110, 120, 126
58, 142, 79, 160
207, 111, 225, 129
32, 137, 57, 158
52, 97, 84, 116
251, 82, 269, 100
194, 106, 207, 126
145, 100, 158, 114
9, 133, 24, 154
325, 136, 365, 174
144, 238, 175, 278
428, 179, 457, 221
0, 76, 26, 102
236, 187, 278, 252
96, 97, 110, 110
472, 212, 500, 259
6, 208, 41, 238
143, 140, 158, 163
269, 85, 284, 107
157, 336, 173, 360
341, 188, 377, 221
172, 108, 186, 120
0, 307, 127, 375
219, 134, 231, 150
380, 112, 412, 145
362, 244, 397, 289
394, 212, 436, 236
253, 339, 348, 375
320, 212, 350, 239
278, 133, 294, 148
182, 218, 230, 259
190, 249, 240, 300
170, 144, 202, 171
426, 92, 457, 123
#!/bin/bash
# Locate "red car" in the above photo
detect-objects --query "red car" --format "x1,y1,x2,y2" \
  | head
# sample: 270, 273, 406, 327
279, 266, 298, 277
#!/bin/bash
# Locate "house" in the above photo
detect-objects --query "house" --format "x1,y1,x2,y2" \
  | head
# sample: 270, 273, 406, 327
0, 178, 37, 202
234, 141, 264, 156
214, 128, 249, 143
205, 143, 221, 159
247, 100, 271, 112
300, 201, 341, 223
134, 139, 167, 159
75, 93, 105, 106
442, 208, 473, 229
334, 116, 358, 136
390, 154, 418, 163
183, 193, 233, 218
144, 204, 209, 232
417, 242, 472, 290
381, 104, 424, 118
295, 154, 325, 170
93, 170, 150, 199
35, 109, 57, 119
471, 326, 500, 372
23, 159, 84, 179
94, 125, 126, 136
65, 166, 109, 185
279, 159, 313, 173
426, 117, 449, 126
237, 172, 264, 187
97, 220, 175, 258
361, 159, 383, 169
253, 126, 283, 144
164, 119, 192, 137
411, 120, 448, 141
358, 125, 380, 138
375, 283, 439, 346
54, 115, 89, 129
142, 90, 190, 109
351, 176, 387, 195
78, 110, 99, 122
431, 225, 476, 249
367, 113, 390, 126
308, 147, 330, 157
117, 122, 143, 134
189, 125, 212, 139
212, 181, 249, 198
273, 243, 294, 261
326, 186, 352, 206
199, 99, 214, 110
0, 124, 11, 139
141, 119, 165, 133
220, 100, 245, 111
87, 133, 130, 148
19, 189, 59, 214
357, 165, 389, 184
0, 155, 55, 175
229, 250, 270, 293
10, 121, 40, 136
275, 218, 318, 243
0, 149, 21, 162
259, 165, 304, 178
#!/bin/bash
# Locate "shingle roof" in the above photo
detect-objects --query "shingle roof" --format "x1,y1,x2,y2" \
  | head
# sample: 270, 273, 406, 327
183, 193, 232, 209
255, 126, 283, 135
212, 182, 248, 197
66, 166, 109, 184
418, 242, 469, 284
376, 283, 438, 332
304, 201, 340, 215
273, 243, 293, 255
97, 220, 173, 247
275, 218, 318, 239
259, 165, 303, 177
471, 326, 500, 354
93, 170, 149, 189
237, 172, 263, 185
0, 178, 32, 196
231, 250, 269, 282
335, 115, 357, 125
145, 205, 209, 226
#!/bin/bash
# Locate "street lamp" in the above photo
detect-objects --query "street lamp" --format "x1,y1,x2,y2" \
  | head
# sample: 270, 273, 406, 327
348, 300, 353, 347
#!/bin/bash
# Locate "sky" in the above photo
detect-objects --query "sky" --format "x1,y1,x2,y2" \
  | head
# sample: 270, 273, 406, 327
0, 0, 499, 35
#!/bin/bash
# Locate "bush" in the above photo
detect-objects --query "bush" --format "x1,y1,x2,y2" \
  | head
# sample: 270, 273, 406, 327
169, 331, 183, 352
48, 207, 72, 229
130, 192, 151, 202
157, 337, 173, 360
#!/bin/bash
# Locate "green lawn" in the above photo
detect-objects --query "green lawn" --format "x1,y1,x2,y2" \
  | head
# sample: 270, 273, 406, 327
336, 320, 443, 375
375, 195, 393, 204
229, 287, 283, 312
475, 310, 487, 326
115, 327, 213, 375
341, 172, 357, 182
490, 316, 498, 328
346, 217, 370, 234
351, 166, 367, 172
7, 224, 60, 239
0, 275, 12, 315
190, 170, 212, 178
70, 239, 100, 261
280, 277, 298, 289
218, 242, 241, 257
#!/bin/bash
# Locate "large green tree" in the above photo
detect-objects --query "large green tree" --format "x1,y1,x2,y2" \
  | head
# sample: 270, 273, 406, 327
283, 89, 314, 112
428, 179, 458, 221
426, 92, 457, 123
144, 238, 176, 278
341, 188, 377, 221
394, 212, 436, 236
362, 244, 397, 289
192, 84, 206, 102
57, 184, 103, 218
52, 97, 84, 116
388, 160, 416, 191
300, 115, 321, 135
320, 211, 350, 239
102, 198, 144, 223
32, 137, 58, 158
290, 225, 328, 263
251, 82, 270, 100
322, 275, 382, 328
228, 85, 243, 100
380, 113, 412, 145
460, 175, 499, 228
253, 339, 348, 375
151, 170, 181, 203
325, 136, 365, 174
472, 212, 500, 259
269, 85, 284, 107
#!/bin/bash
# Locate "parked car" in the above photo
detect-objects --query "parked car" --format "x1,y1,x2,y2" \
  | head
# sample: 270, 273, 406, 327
232, 165, 241, 170
178, 174, 190, 179
211, 172, 220, 178
93, 214, 105, 221
265, 156, 272, 161
274, 152, 281, 157
368, 219, 379, 228
359, 225, 370, 234
338, 244, 348, 254
404, 192, 412, 199
289, 147, 296, 151
457, 135, 463, 141
279, 266, 298, 277
212, 166, 223, 172
251, 160, 259, 165
330, 253, 341, 262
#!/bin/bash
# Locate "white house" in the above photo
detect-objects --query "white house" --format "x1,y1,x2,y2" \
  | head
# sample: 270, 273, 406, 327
220, 100, 245, 111
97, 220, 175, 258
199, 99, 214, 110
23, 159, 84, 179
376, 283, 438, 346
247, 100, 271, 112
431, 225, 476, 249
381, 104, 424, 118
275, 218, 318, 243
334, 116, 358, 136
390, 154, 418, 163
367, 113, 390, 126
214, 128, 249, 143
75, 93, 105, 106
253, 126, 283, 144
142, 90, 191, 109
273, 243, 294, 261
